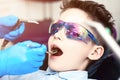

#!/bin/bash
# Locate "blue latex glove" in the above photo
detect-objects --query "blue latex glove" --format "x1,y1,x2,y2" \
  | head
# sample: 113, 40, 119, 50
0, 40, 47, 76
0, 15, 25, 41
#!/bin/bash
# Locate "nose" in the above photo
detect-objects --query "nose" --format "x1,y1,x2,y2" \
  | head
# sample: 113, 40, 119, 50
53, 28, 65, 40
53, 35, 61, 40
53, 32, 62, 40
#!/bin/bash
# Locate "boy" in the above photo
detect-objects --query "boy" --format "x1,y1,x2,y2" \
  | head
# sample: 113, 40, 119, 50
0, 0, 117, 80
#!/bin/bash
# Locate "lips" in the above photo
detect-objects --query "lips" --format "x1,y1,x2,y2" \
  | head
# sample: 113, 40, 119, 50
50, 44, 63, 56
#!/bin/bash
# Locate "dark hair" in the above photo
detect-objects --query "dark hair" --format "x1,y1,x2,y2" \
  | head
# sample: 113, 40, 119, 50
61, 0, 117, 45
60, 0, 117, 77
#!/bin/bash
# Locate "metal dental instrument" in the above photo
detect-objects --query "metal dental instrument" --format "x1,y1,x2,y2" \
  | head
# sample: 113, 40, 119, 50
84, 20, 120, 59
0, 19, 39, 50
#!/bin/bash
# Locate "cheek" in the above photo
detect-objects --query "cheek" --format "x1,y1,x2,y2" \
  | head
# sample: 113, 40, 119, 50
64, 40, 87, 52
62, 40, 89, 60
48, 36, 53, 48
64, 40, 93, 61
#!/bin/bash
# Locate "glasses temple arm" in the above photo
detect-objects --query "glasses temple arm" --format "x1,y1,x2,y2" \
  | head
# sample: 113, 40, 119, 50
84, 20, 120, 59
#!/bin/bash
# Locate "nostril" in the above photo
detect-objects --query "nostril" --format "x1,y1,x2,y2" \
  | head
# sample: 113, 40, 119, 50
53, 36, 61, 40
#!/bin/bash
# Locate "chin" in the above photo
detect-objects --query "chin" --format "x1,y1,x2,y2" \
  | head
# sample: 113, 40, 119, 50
48, 63, 75, 72
48, 64, 65, 72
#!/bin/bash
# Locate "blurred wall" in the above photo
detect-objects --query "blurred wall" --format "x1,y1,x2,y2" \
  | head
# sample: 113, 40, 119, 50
0, 0, 61, 20
0, 0, 120, 40
91, 0, 120, 40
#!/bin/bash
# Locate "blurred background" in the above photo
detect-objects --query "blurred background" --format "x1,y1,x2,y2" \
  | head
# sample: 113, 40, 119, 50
0, 0, 119, 79
0, 0, 62, 45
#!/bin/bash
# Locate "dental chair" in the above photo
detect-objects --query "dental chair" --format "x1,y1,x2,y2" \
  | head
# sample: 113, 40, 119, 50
91, 41, 120, 80
91, 53, 120, 80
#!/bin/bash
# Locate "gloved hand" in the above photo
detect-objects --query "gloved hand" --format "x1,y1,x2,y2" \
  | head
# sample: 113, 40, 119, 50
0, 40, 47, 76
0, 15, 25, 41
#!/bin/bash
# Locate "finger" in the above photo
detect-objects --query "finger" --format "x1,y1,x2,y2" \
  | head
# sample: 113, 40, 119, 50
29, 61, 44, 68
18, 23, 25, 34
19, 40, 42, 47
32, 61, 44, 68
28, 52, 46, 62
28, 44, 47, 55
4, 30, 20, 41
5, 30, 19, 37
4, 35, 16, 41
4, 23, 25, 41
5, 23, 25, 36
0, 15, 18, 27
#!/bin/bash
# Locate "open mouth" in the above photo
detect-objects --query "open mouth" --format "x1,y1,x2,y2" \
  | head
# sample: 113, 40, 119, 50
49, 45, 63, 56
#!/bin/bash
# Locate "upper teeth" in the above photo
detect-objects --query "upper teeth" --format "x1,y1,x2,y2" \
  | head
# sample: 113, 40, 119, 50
51, 49, 58, 54
46, 50, 58, 54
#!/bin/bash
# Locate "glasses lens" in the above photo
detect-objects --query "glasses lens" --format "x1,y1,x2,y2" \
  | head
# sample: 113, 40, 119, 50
49, 23, 63, 35
65, 23, 91, 43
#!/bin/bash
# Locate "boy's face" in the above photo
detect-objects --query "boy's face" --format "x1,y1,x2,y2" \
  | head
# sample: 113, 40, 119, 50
48, 8, 104, 72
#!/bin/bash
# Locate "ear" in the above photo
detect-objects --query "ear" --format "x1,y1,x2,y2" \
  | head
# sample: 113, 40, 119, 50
88, 45, 104, 60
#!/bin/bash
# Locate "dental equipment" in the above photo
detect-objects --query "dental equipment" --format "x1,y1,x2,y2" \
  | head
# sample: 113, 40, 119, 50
84, 20, 120, 59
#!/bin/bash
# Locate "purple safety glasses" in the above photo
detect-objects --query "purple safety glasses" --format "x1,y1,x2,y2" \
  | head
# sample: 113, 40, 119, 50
49, 20, 99, 45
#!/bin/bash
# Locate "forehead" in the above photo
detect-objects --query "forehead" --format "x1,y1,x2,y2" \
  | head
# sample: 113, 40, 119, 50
59, 8, 90, 25
59, 8, 93, 31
